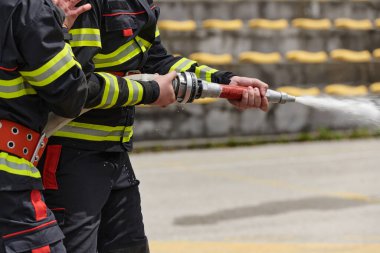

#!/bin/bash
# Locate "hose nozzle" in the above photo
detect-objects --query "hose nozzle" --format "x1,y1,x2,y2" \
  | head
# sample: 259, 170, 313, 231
265, 89, 296, 104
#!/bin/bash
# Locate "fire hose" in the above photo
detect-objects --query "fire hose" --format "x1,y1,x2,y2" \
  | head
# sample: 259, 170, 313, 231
43, 72, 296, 137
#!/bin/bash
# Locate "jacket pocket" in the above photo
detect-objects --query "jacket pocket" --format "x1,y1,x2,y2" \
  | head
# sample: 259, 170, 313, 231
104, 12, 137, 33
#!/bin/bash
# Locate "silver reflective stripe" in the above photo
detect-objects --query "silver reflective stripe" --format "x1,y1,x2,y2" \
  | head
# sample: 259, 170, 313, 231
130, 80, 141, 105
105, 74, 117, 108
0, 78, 36, 98
95, 73, 119, 109
55, 123, 133, 142
136, 36, 151, 49
198, 66, 213, 80
0, 153, 40, 179
170, 58, 195, 72
71, 34, 101, 43
61, 125, 124, 137
93, 41, 140, 65
22, 50, 73, 84
196, 65, 218, 82
0, 80, 32, 93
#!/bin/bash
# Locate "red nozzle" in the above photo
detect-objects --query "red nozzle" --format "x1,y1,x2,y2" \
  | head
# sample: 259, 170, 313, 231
219, 85, 248, 100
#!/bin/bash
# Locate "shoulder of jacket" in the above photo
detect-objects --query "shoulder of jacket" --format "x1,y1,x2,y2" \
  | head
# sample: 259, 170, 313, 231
16, 0, 47, 22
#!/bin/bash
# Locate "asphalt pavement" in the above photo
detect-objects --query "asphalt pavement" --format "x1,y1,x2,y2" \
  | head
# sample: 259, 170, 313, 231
130, 139, 380, 253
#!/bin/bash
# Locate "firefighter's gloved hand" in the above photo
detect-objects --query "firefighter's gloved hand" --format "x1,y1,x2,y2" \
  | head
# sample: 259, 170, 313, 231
228, 76, 269, 112
152, 71, 177, 107
52, 0, 92, 29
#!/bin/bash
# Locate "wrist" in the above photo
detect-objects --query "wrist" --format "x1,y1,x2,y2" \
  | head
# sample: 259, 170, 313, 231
140, 80, 160, 104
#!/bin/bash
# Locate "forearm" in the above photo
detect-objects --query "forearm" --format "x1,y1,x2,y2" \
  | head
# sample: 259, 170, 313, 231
84, 73, 160, 109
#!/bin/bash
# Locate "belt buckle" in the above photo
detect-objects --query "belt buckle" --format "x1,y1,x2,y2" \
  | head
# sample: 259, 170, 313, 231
31, 133, 47, 165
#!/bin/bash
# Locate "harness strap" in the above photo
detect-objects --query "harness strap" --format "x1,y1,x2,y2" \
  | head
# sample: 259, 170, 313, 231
0, 120, 47, 165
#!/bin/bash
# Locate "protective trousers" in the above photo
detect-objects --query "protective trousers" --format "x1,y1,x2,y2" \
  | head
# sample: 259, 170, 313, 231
0, 190, 66, 253
38, 145, 149, 253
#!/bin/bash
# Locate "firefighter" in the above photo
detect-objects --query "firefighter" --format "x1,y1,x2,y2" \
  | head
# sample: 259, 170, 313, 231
38, 1, 270, 253
0, 0, 90, 251
0, 0, 176, 252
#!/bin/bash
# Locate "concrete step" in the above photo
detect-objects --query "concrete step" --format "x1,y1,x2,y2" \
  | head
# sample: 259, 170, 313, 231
160, 29, 380, 56
212, 62, 380, 87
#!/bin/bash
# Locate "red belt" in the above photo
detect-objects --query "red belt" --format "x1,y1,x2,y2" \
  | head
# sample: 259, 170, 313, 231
0, 120, 48, 166
107, 70, 141, 77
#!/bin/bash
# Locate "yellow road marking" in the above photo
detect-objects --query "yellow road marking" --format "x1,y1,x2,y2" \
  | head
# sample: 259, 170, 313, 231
150, 242, 380, 253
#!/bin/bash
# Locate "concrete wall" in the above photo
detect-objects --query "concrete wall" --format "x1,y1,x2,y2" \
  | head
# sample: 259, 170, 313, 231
134, 99, 379, 142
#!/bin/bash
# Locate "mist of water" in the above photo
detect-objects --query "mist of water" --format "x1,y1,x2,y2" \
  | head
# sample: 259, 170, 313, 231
296, 96, 380, 126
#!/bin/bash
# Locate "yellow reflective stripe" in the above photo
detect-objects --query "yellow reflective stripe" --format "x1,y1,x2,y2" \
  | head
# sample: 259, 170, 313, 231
70, 40, 102, 47
169, 58, 196, 72
53, 131, 133, 142
93, 37, 154, 68
0, 88, 37, 99
95, 47, 142, 68
68, 46, 82, 69
20, 44, 78, 86
95, 40, 135, 60
70, 28, 100, 35
155, 28, 160, 37
0, 152, 40, 179
69, 28, 102, 48
94, 39, 145, 68
1, 77, 23, 86
136, 36, 152, 49
0, 77, 37, 98
53, 122, 133, 142
196, 65, 218, 82
124, 79, 143, 106
94, 73, 120, 109
107, 74, 119, 108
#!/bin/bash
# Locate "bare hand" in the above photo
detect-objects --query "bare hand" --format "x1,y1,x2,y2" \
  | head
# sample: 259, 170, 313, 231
52, 0, 92, 29
152, 71, 177, 107
228, 76, 269, 112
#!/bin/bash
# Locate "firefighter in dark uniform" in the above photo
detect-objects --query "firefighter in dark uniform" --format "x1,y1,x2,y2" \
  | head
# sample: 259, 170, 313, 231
38, 0, 269, 253
0, 0, 176, 252
0, 0, 89, 251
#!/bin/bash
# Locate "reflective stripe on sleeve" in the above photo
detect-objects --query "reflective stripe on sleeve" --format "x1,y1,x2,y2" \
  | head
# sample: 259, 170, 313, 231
94, 73, 120, 109
53, 122, 133, 142
69, 28, 102, 48
20, 44, 79, 86
0, 77, 37, 98
123, 79, 143, 106
0, 152, 40, 179
136, 36, 152, 49
195, 65, 219, 82
169, 58, 196, 72
93, 37, 152, 68
155, 27, 160, 37
94, 39, 145, 68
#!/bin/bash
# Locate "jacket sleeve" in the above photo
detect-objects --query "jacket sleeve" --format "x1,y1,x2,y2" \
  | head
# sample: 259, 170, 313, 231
68, 0, 159, 107
142, 28, 235, 85
17, 0, 88, 118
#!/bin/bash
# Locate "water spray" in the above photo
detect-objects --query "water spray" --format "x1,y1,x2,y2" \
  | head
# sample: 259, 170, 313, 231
165, 72, 380, 126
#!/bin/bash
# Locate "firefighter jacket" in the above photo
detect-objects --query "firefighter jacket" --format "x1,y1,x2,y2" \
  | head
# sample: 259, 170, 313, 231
50, 0, 235, 152
0, 0, 152, 191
